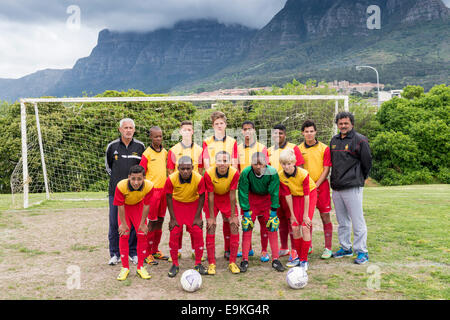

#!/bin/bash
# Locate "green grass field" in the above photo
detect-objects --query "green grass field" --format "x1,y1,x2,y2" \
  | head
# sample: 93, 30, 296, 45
0, 184, 448, 300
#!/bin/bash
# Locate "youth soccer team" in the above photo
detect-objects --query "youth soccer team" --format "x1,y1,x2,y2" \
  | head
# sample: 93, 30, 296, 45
112, 111, 334, 281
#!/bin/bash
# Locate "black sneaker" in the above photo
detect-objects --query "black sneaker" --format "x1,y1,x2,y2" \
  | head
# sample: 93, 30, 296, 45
194, 263, 207, 275
272, 259, 285, 272
224, 251, 230, 260
239, 260, 249, 273
168, 264, 179, 278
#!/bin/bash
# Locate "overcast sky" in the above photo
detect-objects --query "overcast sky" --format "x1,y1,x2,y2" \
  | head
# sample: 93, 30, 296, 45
0, 0, 287, 79
1, 0, 449, 79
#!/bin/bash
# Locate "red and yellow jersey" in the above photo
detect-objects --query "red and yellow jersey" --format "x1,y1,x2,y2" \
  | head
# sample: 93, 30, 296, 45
202, 135, 238, 168
164, 171, 205, 203
113, 178, 154, 206
268, 142, 304, 171
204, 166, 239, 195
167, 142, 203, 173
140, 146, 168, 188
237, 141, 269, 171
278, 167, 316, 197
298, 141, 332, 182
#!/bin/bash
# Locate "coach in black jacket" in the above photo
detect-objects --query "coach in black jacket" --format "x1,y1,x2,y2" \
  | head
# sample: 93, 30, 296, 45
330, 112, 372, 265
105, 118, 145, 265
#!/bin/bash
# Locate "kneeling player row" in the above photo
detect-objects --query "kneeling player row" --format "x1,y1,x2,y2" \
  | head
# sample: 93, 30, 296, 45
114, 147, 319, 281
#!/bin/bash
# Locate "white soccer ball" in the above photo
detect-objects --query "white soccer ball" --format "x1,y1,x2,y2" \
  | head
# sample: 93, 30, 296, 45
286, 266, 308, 289
180, 269, 202, 292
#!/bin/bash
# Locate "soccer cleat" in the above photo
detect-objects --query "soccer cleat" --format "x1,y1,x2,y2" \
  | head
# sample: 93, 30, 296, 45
153, 251, 169, 260
168, 252, 181, 263
321, 248, 333, 260
286, 257, 300, 268
168, 264, 180, 278
260, 251, 270, 262
194, 263, 207, 275
191, 251, 206, 262
333, 247, 353, 258
129, 255, 138, 265
117, 267, 130, 281
136, 266, 152, 280
228, 263, 241, 274
108, 256, 120, 265
279, 249, 290, 257
145, 254, 159, 265
308, 247, 314, 255
288, 250, 298, 262
354, 252, 369, 265
239, 260, 249, 273
207, 264, 216, 275
237, 249, 254, 258
224, 251, 230, 260
272, 259, 286, 272
299, 260, 309, 271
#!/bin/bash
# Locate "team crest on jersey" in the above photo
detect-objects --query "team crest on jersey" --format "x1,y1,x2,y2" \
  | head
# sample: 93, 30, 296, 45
345, 144, 349, 150
115, 155, 118, 160
332, 145, 336, 149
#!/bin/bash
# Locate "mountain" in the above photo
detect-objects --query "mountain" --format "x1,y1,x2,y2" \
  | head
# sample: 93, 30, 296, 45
0, 69, 67, 102
1, 0, 448, 102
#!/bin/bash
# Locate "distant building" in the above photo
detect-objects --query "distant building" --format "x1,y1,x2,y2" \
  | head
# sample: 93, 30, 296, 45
327, 80, 385, 95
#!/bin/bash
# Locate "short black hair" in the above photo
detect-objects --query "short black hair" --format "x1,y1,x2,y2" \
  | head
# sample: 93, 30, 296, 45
215, 151, 231, 162
251, 152, 267, 165
301, 120, 317, 132
242, 120, 255, 129
149, 126, 162, 135
335, 112, 355, 125
129, 165, 145, 176
273, 124, 286, 132
178, 155, 193, 166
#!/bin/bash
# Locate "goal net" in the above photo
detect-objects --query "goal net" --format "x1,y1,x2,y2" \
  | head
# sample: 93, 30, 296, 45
11, 94, 348, 208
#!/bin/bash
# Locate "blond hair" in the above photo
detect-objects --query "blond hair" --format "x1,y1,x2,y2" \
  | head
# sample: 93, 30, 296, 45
279, 148, 297, 164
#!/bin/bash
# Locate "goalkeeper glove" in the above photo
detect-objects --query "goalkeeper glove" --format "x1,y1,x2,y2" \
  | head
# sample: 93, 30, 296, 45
242, 211, 254, 232
266, 210, 280, 232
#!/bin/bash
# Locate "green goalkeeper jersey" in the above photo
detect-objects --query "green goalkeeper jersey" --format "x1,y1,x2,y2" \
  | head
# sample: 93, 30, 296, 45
238, 165, 280, 212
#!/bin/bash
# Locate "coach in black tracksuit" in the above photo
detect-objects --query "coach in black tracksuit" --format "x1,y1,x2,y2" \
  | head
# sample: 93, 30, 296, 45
105, 118, 145, 265
330, 112, 372, 265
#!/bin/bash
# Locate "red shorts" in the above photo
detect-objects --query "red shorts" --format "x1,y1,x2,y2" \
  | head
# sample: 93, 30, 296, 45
204, 192, 237, 219
240, 192, 271, 220
316, 180, 331, 213
118, 203, 144, 231
292, 189, 318, 226
173, 199, 201, 226
148, 188, 167, 221
278, 195, 290, 220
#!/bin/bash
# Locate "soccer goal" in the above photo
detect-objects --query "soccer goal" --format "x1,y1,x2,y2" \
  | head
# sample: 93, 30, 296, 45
12, 95, 349, 208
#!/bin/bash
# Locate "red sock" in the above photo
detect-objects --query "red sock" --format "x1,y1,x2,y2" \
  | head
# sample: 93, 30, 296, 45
136, 232, 147, 269
278, 216, 289, 250
310, 225, 313, 248
300, 238, 311, 262
242, 230, 252, 261
223, 222, 231, 252
258, 216, 268, 252
229, 233, 239, 264
293, 238, 302, 257
147, 231, 154, 256
169, 226, 182, 266
268, 231, 280, 260
119, 234, 130, 269
206, 233, 216, 265
324, 222, 333, 250
178, 228, 183, 250
191, 225, 204, 265
152, 229, 162, 254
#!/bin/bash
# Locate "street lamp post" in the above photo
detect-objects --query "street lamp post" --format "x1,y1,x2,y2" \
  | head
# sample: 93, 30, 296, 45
356, 65, 380, 109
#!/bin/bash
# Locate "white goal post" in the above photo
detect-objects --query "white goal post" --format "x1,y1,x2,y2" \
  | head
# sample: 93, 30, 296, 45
18, 95, 349, 208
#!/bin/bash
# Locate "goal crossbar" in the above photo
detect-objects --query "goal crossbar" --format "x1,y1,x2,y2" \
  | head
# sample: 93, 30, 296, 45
18, 95, 349, 208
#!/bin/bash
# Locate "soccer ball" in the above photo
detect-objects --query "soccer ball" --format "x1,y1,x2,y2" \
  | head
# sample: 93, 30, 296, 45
286, 267, 308, 289
180, 269, 202, 292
